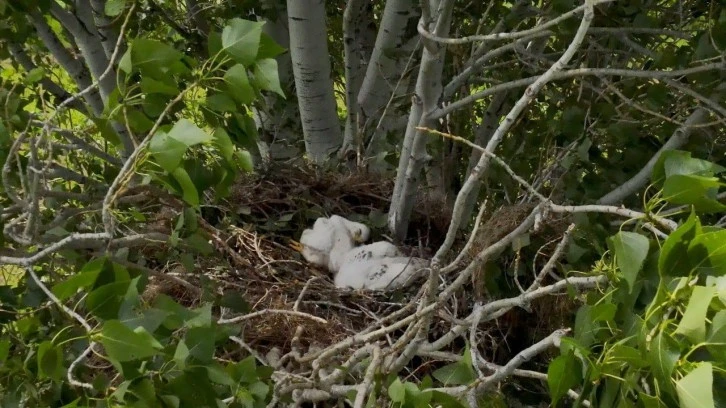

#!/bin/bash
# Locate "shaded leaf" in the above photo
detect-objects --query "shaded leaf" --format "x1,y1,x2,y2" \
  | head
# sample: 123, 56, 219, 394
257, 32, 287, 59
224, 64, 255, 105
149, 130, 186, 173
171, 167, 199, 207
659, 211, 700, 277
98, 320, 163, 362
648, 331, 680, 385
548, 353, 581, 406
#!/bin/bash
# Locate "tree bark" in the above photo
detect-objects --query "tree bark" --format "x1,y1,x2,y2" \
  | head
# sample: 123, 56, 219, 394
388, 0, 455, 241
340, 0, 377, 167
287, 0, 342, 164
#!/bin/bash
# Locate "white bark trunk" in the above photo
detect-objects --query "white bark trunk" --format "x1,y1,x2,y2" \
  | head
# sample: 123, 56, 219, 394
50, 2, 117, 102
287, 0, 342, 164
29, 12, 105, 115
341, 0, 377, 167
388, 0, 455, 241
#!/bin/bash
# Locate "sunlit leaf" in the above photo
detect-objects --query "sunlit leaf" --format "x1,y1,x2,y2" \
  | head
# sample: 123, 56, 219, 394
675, 286, 715, 343
253, 59, 285, 97
221, 18, 264, 65
607, 231, 649, 293
105, 0, 126, 16
676, 362, 714, 408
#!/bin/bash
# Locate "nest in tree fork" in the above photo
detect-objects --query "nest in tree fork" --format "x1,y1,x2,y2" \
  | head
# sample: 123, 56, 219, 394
139, 164, 445, 354
138, 164, 579, 376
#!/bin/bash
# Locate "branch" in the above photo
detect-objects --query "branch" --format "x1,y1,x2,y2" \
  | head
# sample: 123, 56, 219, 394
432, 0, 595, 264
433, 62, 725, 120
417, 0, 611, 44
218, 309, 327, 325
26, 267, 95, 390
596, 107, 710, 205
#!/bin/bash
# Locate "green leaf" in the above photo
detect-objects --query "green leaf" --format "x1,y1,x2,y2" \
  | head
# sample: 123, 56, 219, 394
663, 174, 726, 212
228, 355, 258, 384
98, 320, 163, 362
86, 281, 132, 320
224, 64, 255, 105
548, 353, 581, 406
129, 39, 186, 79
171, 167, 199, 207
140, 77, 178, 96
675, 286, 715, 343
0, 339, 10, 363
52, 257, 106, 300
25, 67, 44, 84
236, 149, 254, 172
173, 340, 189, 369
432, 344, 476, 386
168, 118, 213, 147
708, 310, 726, 343
185, 327, 215, 363
676, 362, 715, 408
104, 0, 125, 16
639, 393, 667, 408
607, 231, 649, 293
221, 18, 264, 65
648, 331, 680, 385
388, 378, 405, 403
253, 59, 285, 97
149, 130, 187, 173
688, 229, 726, 275
205, 94, 237, 113
37, 341, 63, 380
257, 32, 286, 59
184, 303, 212, 328
213, 128, 235, 164
659, 211, 700, 277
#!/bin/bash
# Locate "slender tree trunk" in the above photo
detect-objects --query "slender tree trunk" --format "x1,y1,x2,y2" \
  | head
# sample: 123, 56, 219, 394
287, 0, 342, 165
341, 0, 377, 168
388, 0, 455, 241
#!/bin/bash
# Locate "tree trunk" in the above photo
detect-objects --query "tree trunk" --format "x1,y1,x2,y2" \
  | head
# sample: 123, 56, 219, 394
287, 0, 342, 165
340, 0, 377, 168
388, 0, 455, 241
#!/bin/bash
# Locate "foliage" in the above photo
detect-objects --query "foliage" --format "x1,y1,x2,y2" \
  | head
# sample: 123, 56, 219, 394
0, 0, 725, 407
549, 151, 726, 408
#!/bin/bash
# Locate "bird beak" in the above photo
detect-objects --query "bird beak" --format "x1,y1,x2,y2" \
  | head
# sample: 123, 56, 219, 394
289, 239, 304, 253
353, 233, 365, 244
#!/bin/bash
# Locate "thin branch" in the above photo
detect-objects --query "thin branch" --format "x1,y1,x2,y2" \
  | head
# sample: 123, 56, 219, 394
218, 309, 328, 325
434, 62, 725, 120
417, 0, 612, 44
433, 0, 596, 264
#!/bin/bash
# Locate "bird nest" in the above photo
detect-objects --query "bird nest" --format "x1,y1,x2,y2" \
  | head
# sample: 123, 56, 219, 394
141, 164, 443, 353
139, 164, 579, 369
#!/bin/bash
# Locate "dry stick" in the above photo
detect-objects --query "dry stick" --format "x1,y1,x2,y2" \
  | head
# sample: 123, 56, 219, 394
217, 309, 327, 325
353, 346, 382, 408
433, 0, 596, 265
26, 267, 96, 390
420, 350, 591, 406
527, 223, 575, 291
440, 198, 487, 274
